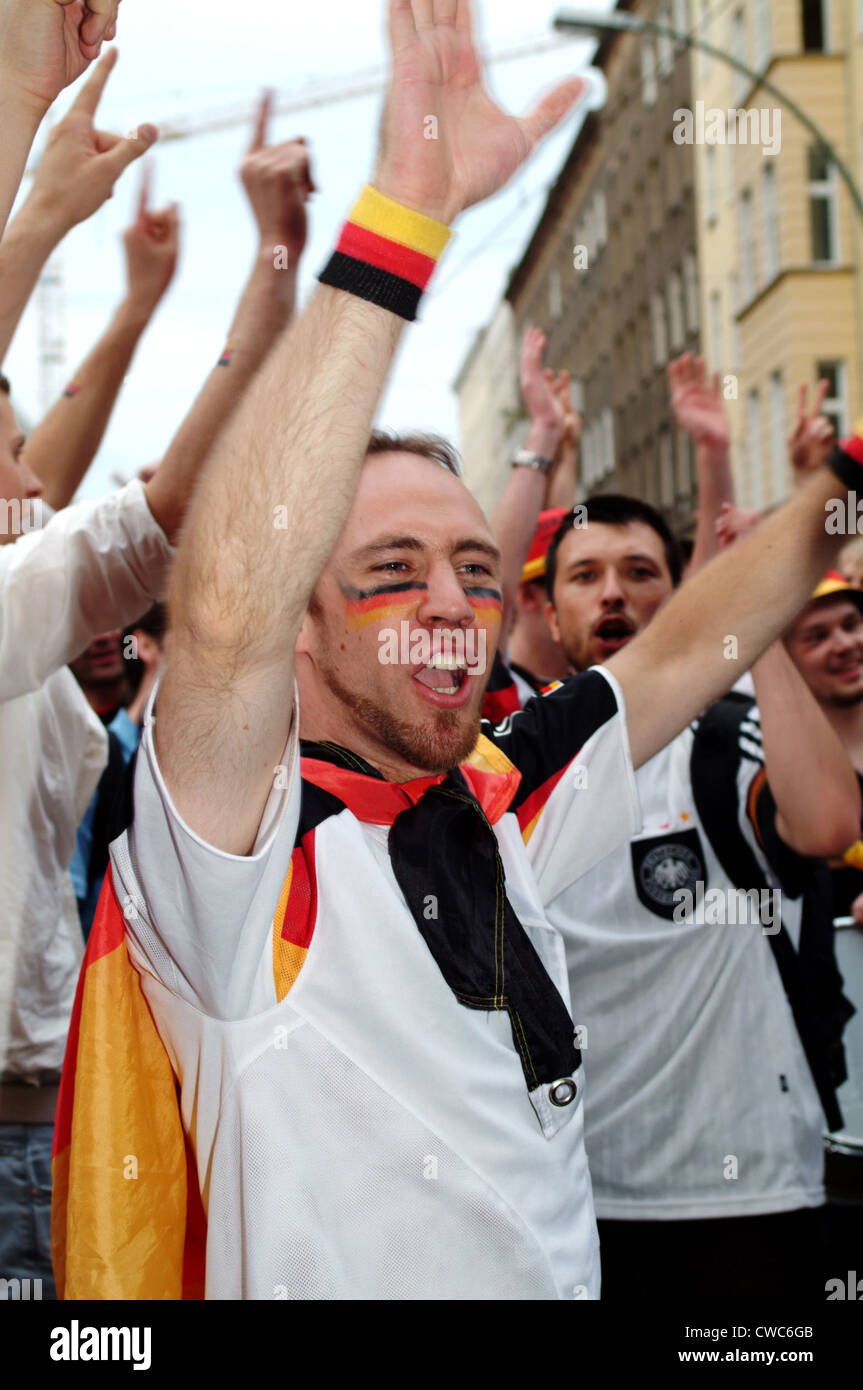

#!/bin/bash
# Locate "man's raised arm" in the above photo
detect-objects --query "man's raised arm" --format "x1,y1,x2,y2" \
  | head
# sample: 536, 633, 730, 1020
0, 49, 155, 368
25, 170, 179, 510
609, 458, 858, 769
156, 0, 586, 856
142, 112, 314, 543
0, 0, 120, 237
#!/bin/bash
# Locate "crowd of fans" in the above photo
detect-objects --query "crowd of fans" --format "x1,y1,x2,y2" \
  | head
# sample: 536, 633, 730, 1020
1, 0, 861, 1303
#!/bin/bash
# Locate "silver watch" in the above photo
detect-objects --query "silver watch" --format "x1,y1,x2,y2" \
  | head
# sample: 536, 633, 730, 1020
513, 449, 554, 474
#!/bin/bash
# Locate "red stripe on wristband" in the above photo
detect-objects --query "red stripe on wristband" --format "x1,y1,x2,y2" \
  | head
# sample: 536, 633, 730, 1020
336, 222, 438, 290
839, 434, 863, 466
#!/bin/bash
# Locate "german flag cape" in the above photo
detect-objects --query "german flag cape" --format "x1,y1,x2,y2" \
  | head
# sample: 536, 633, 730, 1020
51, 868, 206, 1300
51, 736, 517, 1300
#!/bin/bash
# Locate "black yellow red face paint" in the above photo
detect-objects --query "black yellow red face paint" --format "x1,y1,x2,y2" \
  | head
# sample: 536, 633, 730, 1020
338, 579, 503, 632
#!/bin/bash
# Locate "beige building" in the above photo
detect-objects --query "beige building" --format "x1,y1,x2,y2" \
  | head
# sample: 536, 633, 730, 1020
457, 0, 702, 525
692, 0, 863, 510
457, 0, 863, 526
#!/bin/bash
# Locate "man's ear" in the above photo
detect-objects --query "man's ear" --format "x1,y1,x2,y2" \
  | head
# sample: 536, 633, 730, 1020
545, 598, 561, 644
517, 580, 544, 615
295, 610, 313, 658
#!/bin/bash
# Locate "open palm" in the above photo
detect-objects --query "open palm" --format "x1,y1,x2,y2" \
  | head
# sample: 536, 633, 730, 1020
375, 0, 585, 224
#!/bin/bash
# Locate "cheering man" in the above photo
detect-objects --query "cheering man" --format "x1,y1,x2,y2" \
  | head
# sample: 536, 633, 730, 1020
57, 0, 863, 1300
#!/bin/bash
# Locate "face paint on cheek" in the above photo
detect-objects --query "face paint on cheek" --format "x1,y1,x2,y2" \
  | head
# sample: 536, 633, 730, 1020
466, 586, 503, 627
338, 580, 429, 630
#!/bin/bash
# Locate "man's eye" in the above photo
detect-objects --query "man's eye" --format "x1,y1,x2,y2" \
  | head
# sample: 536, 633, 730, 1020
630, 568, 656, 580
461, 563, 491, 577
375, 561, 409, 574
572, 571, 595, 583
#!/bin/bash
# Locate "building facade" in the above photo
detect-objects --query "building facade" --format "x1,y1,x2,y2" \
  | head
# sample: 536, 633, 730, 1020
457, 0, 863, 528
692, 0, 863, 510
457, 0, 701, 527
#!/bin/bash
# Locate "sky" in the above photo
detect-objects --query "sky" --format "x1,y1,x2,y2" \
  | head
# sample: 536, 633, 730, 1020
6, 0, 611, 499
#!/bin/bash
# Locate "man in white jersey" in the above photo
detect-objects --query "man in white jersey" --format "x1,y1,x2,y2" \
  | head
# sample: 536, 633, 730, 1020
66, 0, 863, 1300
541, 496, 859, 1299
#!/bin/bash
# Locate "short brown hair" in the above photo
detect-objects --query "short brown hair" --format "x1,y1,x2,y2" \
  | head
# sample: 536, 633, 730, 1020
0, 375, 10, 396
366, 429, 462, 479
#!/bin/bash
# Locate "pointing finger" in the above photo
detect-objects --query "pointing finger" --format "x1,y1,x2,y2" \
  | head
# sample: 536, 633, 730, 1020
71, 46, 118, 117
137, 162, 151, 220
250, 91, 273, 153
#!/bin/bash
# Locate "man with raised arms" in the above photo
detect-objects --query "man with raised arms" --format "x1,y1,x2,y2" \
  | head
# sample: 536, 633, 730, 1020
80, 0, 863, 1299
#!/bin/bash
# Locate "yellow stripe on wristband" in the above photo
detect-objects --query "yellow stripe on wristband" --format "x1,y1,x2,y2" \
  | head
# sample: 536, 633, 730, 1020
349, 186, 453, 261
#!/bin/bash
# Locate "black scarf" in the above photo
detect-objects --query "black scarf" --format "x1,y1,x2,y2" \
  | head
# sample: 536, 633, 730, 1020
301, 741, 579, 1092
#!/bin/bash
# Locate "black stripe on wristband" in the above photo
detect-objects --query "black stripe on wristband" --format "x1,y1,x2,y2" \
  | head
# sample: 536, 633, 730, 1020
318, 252, 423, 322
826, 442, 863, 491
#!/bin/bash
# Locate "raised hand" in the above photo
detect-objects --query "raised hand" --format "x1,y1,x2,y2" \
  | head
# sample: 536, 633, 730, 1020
550, 367, 581, 451
667, 353, 729, 455
520, 328, 564, 434
240, 92, 315, 266
373, 0, 586, 224
789, 380, 835, 476
715, 502, 763, 549
122, 167, 180, 318
27, 48, 157, 235
0, 0, 121, 111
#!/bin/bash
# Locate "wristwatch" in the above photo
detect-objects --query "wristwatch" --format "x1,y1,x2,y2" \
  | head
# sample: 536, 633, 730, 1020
512, 449, 555, 474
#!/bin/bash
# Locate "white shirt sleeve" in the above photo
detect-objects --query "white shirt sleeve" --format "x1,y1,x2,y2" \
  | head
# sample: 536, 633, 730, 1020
484, 666, 642, 904
121, 685, 302, 1021
0, 480, 174, 702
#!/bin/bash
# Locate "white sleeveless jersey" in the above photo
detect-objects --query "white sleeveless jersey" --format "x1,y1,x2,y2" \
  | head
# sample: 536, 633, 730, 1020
113, 667, 640, 1299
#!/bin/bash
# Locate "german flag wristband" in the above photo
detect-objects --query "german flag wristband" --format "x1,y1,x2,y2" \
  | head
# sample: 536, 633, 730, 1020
318, 186, 452, 322
827, 426, 863, 490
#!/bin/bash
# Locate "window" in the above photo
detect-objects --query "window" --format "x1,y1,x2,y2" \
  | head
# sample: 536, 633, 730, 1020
706, 146, 718, 223
754, 0, 770, 68
747, 389, 763, 509
817, 360, 848, 437
808, 144, 839, 263
740, 188, 756, 300
657, 3, 674, 77
762, 162, 780, 280
549, 267, 563, 321
732, 9, 748, 104
769, 371, 786, 500
650, 291, 668, 367
684, 251, 700, 331
729, 273, 741, 367
709, 290, 722, 372
582, 419, 594, 487
595, 190, 608, 250
676, 428, 693, 498
602, 408, 616, 478
641, 43, 657, 106
667, 269, 685, 351
801, 0, 828, 52
700, 0, 712, 77
673, 0, 689, 43
724, 123, 736, 206
660, 431, 675, 508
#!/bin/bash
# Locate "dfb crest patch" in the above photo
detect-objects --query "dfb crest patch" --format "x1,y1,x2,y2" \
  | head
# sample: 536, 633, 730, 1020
631, 829, 707, 920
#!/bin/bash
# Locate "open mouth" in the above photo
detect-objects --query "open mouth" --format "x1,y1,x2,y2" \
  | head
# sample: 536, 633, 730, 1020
594, 615, 635, 651
412, 656, 472, 706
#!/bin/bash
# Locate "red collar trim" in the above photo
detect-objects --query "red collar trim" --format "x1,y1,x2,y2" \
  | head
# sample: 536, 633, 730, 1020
300, 757, 519, 827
